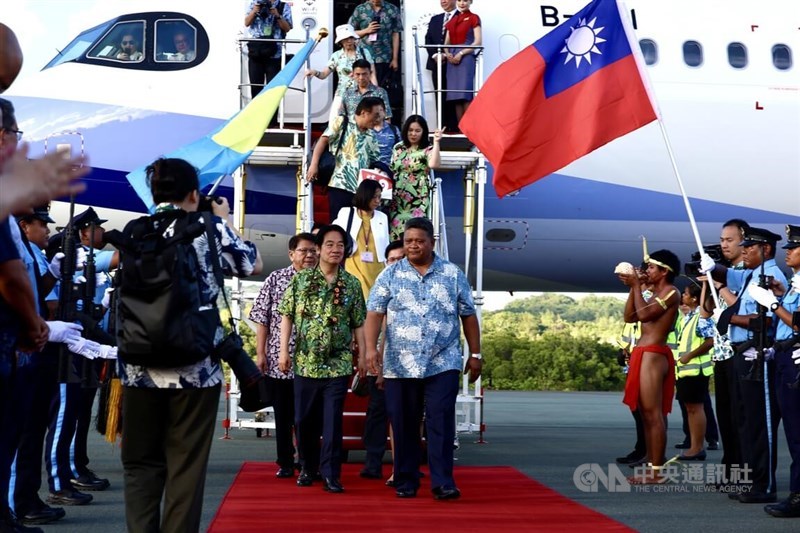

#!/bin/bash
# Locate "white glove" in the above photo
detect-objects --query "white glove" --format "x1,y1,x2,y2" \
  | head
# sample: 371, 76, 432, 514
99, 345, 117, 360
75, 272, 107, 288
46, 321, 83, 344
47, 249, 88, 278
48, 252, 66, 278
791, 273, 800, 293
699, 253, 716, 274
67, 337, 103, 360
743, 347, 775, 361
101, 287, 114, 309
748, 284, 778, 310
792, 348, 800, 366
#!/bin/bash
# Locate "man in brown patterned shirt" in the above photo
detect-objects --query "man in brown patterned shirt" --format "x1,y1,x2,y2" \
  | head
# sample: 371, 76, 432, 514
249, 232, 317, 478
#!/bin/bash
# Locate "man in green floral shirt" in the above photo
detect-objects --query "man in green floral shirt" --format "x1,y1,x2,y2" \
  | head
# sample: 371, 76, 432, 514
349, 0, 402, 86
278, 225, 366, 493
306, 96, 382, 221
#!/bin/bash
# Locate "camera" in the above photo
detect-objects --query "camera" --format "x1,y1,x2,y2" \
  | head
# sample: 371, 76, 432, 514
257, 0, 272, 18
214, 333, 274, 412
684, 244, 725, 277
198, 195, 224, 213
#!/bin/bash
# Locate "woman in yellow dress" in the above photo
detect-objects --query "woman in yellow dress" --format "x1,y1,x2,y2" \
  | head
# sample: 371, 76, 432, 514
332, 178, 390, 299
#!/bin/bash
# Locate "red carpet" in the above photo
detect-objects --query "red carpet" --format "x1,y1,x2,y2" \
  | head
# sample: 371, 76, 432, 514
208, 463, 634, 532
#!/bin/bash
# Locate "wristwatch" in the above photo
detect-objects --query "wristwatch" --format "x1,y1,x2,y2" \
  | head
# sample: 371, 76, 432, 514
770, 301, 780, 311
470, 353, 482, 360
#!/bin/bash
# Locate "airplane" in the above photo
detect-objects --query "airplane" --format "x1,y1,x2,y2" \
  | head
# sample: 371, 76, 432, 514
4, 0, 799, 292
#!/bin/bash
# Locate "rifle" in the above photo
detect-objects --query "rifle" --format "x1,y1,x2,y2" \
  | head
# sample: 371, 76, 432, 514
744, 247, 769, 382
79, 221, 101, 388
57, 196, 81, 384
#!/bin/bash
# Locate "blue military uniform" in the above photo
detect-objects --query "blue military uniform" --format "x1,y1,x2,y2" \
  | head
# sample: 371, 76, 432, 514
8, 207, 69, 524
727, 227, 787, 503
765, 224, 800, 517
46, 207, 113, 507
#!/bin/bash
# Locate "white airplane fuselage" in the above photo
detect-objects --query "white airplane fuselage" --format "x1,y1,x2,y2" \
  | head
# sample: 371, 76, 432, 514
5, 0, 799, 291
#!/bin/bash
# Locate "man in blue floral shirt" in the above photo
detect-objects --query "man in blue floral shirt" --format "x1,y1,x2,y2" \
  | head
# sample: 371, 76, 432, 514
245, 0, 293, 99
249, 232, 317, 478
278, 225, 366, 494
365, 217, 481, 500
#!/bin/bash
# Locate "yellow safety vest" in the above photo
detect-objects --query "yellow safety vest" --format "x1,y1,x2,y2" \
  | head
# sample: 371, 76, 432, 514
618, 322, 641, 351
674, 311, 714, 378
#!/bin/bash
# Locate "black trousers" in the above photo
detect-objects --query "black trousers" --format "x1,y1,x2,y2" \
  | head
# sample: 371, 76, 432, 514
248, 57, 281, 100
121, 384, 220, 533
11, 353, 57, 515
269, 377, 296, 470
327, 187, 354, 224
73, 383, 99, 478
385, 370, 459, 493
733, 352, 781, 494
632, 408, 646, 456
775, 348, 800, 492
714, 357, 742, 478
362, 376, 388, 474
293, 375, 348, 479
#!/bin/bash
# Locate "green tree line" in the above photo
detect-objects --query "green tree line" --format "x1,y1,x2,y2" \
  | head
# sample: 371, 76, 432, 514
481, 294, 627, 392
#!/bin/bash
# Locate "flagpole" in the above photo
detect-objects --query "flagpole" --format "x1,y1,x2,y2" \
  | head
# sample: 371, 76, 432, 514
656, 119, 720, 305
617, 0, 719, 305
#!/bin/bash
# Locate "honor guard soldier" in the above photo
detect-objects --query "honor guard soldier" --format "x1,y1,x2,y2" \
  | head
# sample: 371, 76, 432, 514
749, 224, 800, 517
703, 226, 787, 503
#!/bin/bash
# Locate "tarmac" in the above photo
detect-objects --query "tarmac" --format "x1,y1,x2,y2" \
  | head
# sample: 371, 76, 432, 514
46, 390, 797, 532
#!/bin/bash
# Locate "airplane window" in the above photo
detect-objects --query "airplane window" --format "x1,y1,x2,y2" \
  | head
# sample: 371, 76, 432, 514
727, 43, 747, 69
87, 21, 146, 63
772, 44, 792, 70
44, 22, 112, 70
682, 40, 703, 67
155, 20, 198, 63
639, 39, 657, 65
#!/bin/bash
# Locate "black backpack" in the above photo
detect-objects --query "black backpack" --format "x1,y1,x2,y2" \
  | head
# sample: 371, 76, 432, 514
109, 210, 222, 368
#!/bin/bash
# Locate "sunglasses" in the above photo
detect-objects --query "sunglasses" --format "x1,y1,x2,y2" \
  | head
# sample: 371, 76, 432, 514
122, 40, 136, 45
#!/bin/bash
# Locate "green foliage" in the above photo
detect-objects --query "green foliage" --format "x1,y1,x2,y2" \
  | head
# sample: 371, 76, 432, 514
481, 294, 627, 392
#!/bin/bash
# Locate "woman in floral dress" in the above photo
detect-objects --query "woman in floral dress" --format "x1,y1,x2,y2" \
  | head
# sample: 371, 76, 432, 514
305, 23, 377, 124
389, 115, 442, 241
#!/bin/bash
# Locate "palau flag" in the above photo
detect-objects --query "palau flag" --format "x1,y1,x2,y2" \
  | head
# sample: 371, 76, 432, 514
126, 37, 318, 212
460, 0, 657, 198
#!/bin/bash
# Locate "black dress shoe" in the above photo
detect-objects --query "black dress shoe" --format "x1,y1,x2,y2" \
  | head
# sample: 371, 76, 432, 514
19, 505, 65, 526
676, 450, 706, 461
706, 440, 719, 451
276, 467, 294, 478
322, 478, 344, 493
765, 492, 800, 517
674, 441, 690, 449
47, 489, 93, 506
616, 451, 646, 464
738, 491, 777, 504
395, 487, 417, 498
359, 469, 382, 479
0, 517, 44, 532
432, 486, 461, 500
71, 470, 110, 491
296, 470, 313, 487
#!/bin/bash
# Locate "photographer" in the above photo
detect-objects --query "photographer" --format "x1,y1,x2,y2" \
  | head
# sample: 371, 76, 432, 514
245, 0, 293, 100
118, 158, 261, 532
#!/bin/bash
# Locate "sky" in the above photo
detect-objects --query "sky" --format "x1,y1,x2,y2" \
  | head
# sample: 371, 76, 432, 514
4, 1, 108, 78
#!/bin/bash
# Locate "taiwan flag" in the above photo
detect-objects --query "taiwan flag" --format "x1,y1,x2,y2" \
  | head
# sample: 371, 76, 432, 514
460, 0, 657, 197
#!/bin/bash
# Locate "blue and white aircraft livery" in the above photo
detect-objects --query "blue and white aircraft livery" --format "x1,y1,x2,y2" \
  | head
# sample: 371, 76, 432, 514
4, 0, 799, 291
